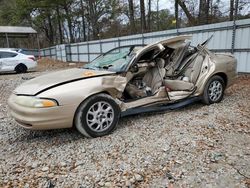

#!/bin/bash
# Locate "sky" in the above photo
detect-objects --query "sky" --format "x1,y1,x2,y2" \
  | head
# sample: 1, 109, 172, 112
149, 0, 250, 15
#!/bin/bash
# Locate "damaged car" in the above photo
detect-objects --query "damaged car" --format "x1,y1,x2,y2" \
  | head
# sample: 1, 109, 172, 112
8, 35, 237, 137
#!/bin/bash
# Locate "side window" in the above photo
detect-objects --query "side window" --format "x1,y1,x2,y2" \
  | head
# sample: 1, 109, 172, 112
0, 52, 17, 58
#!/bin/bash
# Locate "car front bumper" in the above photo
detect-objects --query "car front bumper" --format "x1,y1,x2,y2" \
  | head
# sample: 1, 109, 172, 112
8, 94, 76, 130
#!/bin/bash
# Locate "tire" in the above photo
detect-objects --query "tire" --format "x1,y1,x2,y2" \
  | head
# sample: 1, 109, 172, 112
15, 64, 27, 73
202, 75, 225, 105
74, 93, 121, 137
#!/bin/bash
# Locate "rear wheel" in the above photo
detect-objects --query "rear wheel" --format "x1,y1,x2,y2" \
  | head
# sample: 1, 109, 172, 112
202, 75, 225, 105
15, 64, 27, 73
74, 93, 121, 137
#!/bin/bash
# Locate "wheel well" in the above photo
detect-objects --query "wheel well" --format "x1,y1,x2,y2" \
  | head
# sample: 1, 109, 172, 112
72, 91, 113, 128
214, 72, 228, 87
15, 63, 27, 69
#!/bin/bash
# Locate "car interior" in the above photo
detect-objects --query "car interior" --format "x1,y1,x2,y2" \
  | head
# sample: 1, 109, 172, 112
123, 42, 205, 102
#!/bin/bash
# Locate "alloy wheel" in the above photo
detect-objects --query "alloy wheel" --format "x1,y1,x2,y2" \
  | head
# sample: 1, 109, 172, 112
86, 101, 114, 132
208, 80, 223, 102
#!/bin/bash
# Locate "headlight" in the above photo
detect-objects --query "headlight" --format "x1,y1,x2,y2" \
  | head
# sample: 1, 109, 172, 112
15, 96, 58, 108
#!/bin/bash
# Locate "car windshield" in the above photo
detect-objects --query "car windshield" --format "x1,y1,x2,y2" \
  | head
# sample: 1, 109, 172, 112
83, 45, 143, 72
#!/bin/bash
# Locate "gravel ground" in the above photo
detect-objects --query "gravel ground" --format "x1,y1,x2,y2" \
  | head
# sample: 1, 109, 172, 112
0, 63, 249, 187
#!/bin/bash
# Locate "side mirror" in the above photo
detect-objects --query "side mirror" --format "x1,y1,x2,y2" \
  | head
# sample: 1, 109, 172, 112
130, 64, 139, 73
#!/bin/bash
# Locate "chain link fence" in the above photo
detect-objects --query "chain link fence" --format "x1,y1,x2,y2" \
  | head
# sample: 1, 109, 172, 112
37, 18, 250, 73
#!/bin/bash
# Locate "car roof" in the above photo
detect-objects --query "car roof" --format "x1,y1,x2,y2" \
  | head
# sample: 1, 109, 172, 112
0, 49, 19, 53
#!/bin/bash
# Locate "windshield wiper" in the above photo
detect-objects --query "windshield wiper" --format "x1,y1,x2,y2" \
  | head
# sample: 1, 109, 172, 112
83, 67, 94, 70
102, 65, 113, 70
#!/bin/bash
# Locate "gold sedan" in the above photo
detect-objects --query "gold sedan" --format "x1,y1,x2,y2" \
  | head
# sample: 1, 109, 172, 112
8, 36, 237, 137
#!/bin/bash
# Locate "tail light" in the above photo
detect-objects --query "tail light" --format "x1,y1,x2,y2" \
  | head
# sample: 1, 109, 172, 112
28, 57, 36, 61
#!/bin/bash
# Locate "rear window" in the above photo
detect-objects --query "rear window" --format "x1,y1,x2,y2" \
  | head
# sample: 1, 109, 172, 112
0, 51, 18, 59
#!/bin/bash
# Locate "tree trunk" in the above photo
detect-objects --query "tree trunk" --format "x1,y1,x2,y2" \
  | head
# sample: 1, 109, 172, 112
156, 0, 159, 30
80, 0, 86, 41
47, 13, 54, 45
230, 0, 235, 21
88, 0, 98, 40
205, 0, 210, 24
64, 4, 74, 43
56, 6, 63, 44
177, 0, 196, 25
147, 0, 151, 31
128, 0, 136, 33
198, 0, 207, 24
175, 0, 179, 28
140, 0, 146, 32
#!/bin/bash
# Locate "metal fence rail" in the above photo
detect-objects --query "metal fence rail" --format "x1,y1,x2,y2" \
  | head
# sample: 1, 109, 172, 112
37, 18, 250, 73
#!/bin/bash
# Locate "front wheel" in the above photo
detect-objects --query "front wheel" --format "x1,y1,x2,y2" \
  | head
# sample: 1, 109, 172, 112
74, 93, 121, 137
202, 75, 225, 105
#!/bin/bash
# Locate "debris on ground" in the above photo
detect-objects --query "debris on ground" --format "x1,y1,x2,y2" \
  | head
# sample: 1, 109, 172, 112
0, 64, 249, 187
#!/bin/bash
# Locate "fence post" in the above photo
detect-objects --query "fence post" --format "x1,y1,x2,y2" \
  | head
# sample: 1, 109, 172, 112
100, 39, 103, 54
118, 38, 121, 48
231, 0, 239, 54
55, 45, 58, 60
60, 46, 63, 61
87, 42, 90, 62
231, 21, 237, 54
77, 43, 80, 63
49, 47, 52, 58
142, 34, 145, 45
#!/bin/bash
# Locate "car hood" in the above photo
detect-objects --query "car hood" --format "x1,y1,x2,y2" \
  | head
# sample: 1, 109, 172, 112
14, 68, 115, 95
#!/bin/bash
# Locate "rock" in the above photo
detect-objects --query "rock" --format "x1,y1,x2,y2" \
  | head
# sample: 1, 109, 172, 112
175, 160, 183, 164
24, 183, 30, 188
46, 179, 55, 188
60, 162, 67, 167
162, 145, 170, 152
210, 152, 224, 163
81, 147, 86, 153
75, 161, 84, 167
48, 173, 55, 178
36, 172, 44, 178
41, 166, 49, 172
165, 172, 175, 181
31, 162, 39, 169
47, 150, 52, 156
207, 124, 215, 129
98, 181, 104, 186
125, 180, 132, 187
17, 156, 23, 162
129, 143, 134, 147
134, 173, 143, 182
69, 63, 76, 66
104, 182, 112, 187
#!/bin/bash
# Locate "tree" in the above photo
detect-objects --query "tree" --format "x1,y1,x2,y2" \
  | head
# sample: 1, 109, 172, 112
175, 0, 179, 28
147, 0, 151, 31
128, 0, 136, 33
0, 0, 247, 48
79, 0, 86, 41
177, 0, 196, 25
230, 0, 235, 21
140, 0, 146, 32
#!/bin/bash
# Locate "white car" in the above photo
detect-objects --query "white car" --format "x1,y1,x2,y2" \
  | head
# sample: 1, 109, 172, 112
0, 49, 37, 73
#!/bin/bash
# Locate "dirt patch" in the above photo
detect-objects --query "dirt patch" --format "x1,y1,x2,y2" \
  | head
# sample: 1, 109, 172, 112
36, 58, 86, 72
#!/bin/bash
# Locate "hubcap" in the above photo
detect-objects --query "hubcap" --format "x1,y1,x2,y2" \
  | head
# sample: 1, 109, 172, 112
208, 80, 223, 102
86, 101, 114, 132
